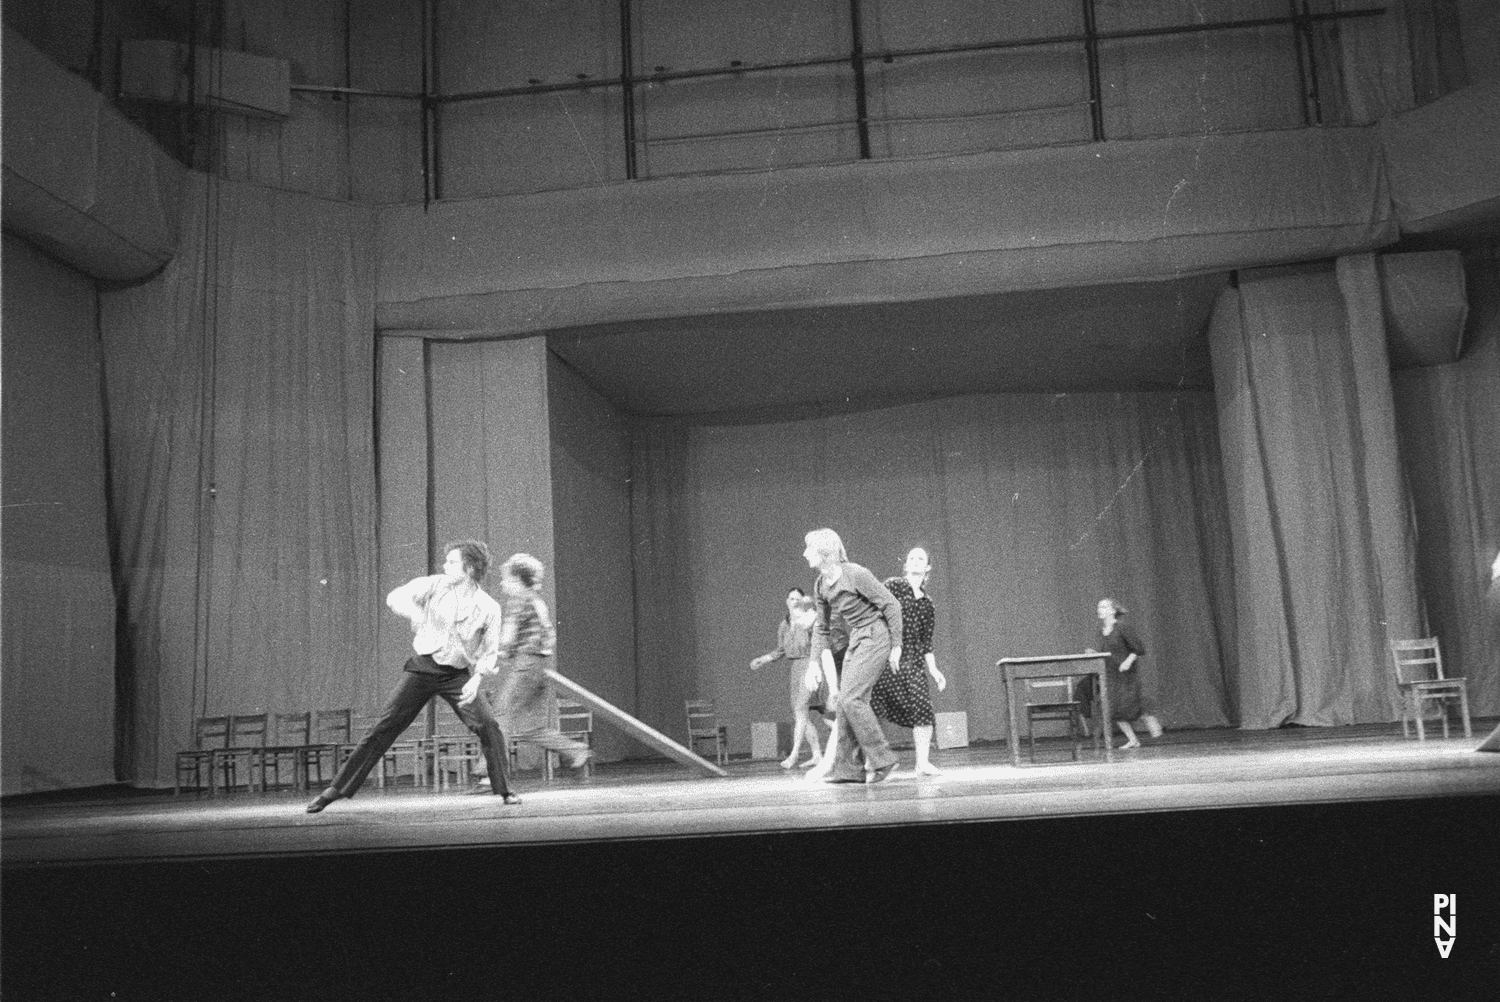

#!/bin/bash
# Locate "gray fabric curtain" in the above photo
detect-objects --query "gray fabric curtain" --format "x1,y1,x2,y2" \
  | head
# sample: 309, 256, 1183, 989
628, 391, 1237, 747
1208, 258, 1423, 729
98, 176, 380, 787
1393, 252, 1500, 713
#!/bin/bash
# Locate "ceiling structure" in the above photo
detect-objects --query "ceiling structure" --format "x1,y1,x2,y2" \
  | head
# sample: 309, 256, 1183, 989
546, 272, 1230, 421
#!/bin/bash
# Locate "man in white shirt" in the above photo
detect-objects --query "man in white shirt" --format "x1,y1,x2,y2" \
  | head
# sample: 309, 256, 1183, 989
306, 540, 518, 812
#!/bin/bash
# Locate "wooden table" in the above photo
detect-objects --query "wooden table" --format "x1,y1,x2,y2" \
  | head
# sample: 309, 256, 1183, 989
996, 653, 1111, 767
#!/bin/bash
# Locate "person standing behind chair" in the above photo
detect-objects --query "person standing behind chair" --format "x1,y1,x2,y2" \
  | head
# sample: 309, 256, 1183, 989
872, 547, 948, 775
306, 540, 518, 812
478, 553, 592, 773
802, 528, 902, 784
750, 588, 824, 769
1086, 597, 1163, 750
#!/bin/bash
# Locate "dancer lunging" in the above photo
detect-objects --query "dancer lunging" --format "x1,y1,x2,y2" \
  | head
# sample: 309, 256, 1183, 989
307, 540, 517, 812
750, 588, 824, 769
801, 529, 902, 784
475, 554, 592, 775
872, 547, 948, 775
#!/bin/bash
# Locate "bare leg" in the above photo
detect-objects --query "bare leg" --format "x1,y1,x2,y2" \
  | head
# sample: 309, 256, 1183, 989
799, 709, 823, 765
781, 717, 804, 769
1117, 721, 1141, 749
913, 724, 941, 775
1143, 715, 1163, 739
806, 717, 838, 781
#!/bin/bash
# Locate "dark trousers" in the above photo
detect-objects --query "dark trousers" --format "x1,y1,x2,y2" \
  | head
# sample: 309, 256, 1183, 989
329, 657, 513, 798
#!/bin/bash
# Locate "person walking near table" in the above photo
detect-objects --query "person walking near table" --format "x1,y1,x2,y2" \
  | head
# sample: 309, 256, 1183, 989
306, 540, 518, 812
802, 528, 902, 784
750, 587, 824, 769
872, 547, 948, 775
1084, 597, 1163, 750
478, 553, 592, 775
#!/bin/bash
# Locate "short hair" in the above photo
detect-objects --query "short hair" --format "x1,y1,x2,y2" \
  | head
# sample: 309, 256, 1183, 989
805, 528, 847, 563
501, 552, 545, 590
787, 586, 807, 598
444, 539, 490, 582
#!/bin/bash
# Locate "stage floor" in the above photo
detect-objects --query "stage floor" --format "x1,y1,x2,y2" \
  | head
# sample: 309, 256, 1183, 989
6, 723, 1498, 867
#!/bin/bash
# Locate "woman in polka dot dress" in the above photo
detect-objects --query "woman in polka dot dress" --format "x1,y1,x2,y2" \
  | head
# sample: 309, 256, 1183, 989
872, 547, 947, 775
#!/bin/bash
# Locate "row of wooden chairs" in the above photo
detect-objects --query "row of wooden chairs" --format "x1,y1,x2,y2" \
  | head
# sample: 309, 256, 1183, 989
174, 709, 356, 795
176, 701, 599, 795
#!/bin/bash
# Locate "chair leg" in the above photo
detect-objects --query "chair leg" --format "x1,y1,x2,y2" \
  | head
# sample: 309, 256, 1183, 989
1459, 687, 1473, 739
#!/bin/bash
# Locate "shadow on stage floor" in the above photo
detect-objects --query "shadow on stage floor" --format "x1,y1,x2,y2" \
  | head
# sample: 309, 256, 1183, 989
4, 725, 1498, 1000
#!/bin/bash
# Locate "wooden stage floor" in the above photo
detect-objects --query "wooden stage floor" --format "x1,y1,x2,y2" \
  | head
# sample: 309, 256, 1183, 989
6, 723, 1498, 867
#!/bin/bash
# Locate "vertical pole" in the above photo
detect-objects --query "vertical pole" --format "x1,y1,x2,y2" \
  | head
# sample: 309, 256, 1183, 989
419, 0, 433, 209
1288, 0, 1314, 126
1082, 0, 1105, 142
848, 0, 871, 159
1299, 0, 1324, 124
620, 0, 638, 179
431, 0, 444, 200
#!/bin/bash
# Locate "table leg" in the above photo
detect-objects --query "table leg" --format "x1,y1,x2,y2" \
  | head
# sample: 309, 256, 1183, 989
1006, 670, 1021, 768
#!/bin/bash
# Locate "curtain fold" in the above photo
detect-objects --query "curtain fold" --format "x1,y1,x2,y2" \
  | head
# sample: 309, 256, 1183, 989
1209, 260, 1422, 729
99, 176, 380, 787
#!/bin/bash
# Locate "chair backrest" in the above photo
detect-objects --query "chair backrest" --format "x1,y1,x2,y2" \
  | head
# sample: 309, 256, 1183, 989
556, 699, 593, 738
685, 699, 720, 735
193, 716, 233, 750
228, 713, 269, 747
273, 711, 312, 745
1024, 678, 1076, 705
1391, 638, 1444, 685
313, 708, 353, 744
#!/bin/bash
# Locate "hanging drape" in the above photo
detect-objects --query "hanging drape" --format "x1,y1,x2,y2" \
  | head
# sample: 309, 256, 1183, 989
98, 175, 380, 787
1208, 257, 1423, 729
628, 390, 1237, 746
1393, 253, 1500, 714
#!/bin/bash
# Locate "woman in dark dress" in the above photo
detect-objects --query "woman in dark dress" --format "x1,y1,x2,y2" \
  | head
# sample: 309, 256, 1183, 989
872, 547, 947, 775
1088, 598, 1163, 750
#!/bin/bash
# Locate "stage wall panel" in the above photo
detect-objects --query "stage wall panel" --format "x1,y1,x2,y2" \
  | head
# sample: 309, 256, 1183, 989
547, 353, 638, 762
1, 234, 117, 794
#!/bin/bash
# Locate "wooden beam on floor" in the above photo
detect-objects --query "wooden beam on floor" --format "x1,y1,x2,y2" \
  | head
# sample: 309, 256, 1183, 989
543, 668, 728, 777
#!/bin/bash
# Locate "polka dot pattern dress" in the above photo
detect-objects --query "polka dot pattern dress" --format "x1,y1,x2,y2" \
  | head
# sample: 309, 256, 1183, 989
871, 577, 936, 728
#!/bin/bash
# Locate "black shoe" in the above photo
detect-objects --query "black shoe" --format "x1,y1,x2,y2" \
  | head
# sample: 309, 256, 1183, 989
501, 792, 522, 805
305, 788, 344, 813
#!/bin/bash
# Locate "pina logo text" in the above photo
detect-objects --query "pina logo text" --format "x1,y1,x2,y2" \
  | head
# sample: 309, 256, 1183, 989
1434, 894, 1456, 958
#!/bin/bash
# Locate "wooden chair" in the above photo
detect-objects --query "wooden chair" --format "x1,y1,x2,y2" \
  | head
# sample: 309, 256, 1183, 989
299, 708, 354, 789
262, 711, 313, 791
212, 713, 269, 793
431, 714, 483, 791
1023, 677, 1086, 763
551, 698, 595, 780
174, 716, 231, 795
377, 717, 430, 789
685, 699, 728, 766
1391, 638, 1472, 740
